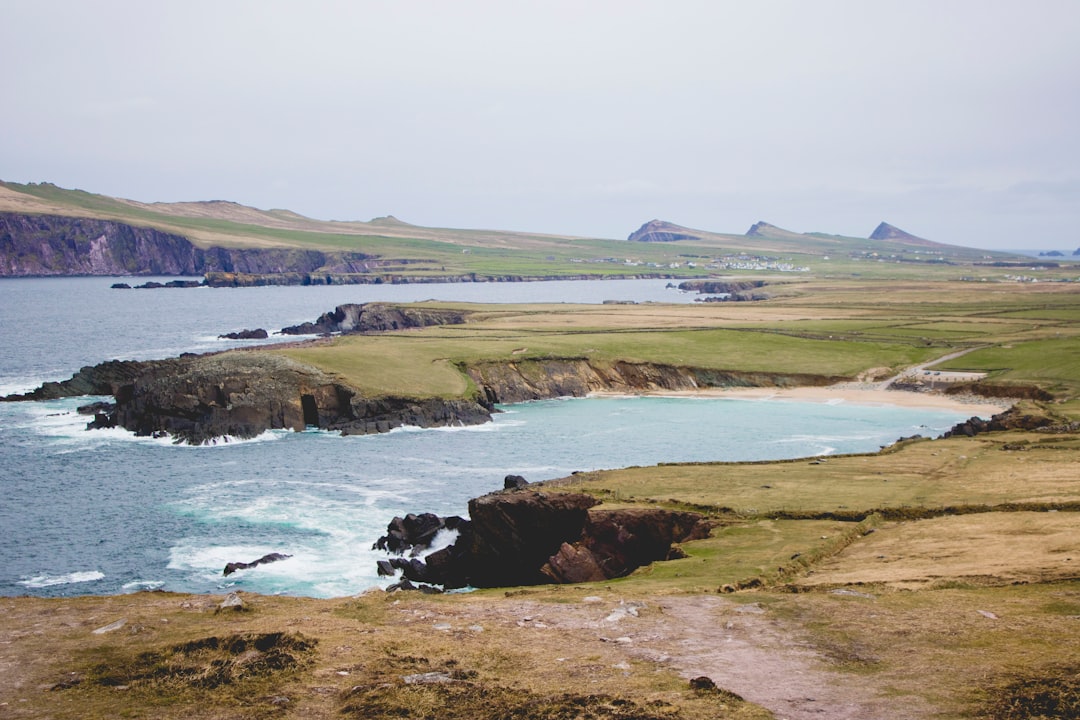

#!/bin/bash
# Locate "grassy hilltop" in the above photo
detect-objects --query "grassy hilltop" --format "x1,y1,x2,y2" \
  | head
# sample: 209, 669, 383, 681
0, 180, 1042, 281
2, 182, 1080, 718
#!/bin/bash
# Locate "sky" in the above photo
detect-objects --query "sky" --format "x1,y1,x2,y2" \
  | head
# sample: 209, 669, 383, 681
3, 1, 1079, 251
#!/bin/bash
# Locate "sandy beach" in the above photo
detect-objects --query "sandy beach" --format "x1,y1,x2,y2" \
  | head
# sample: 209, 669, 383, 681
592, 384, 1011, 418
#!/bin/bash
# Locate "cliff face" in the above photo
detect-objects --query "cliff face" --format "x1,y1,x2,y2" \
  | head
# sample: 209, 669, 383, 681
5, 353, 493, 444
5, 347, 843, 444
466, 358, 842, 404
375, 489, 712, 589
0, 213, 203, 275
0, 212, 376, 276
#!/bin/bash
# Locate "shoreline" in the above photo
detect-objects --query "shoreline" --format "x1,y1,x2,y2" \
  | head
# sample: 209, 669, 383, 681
589, 383, 1011, 417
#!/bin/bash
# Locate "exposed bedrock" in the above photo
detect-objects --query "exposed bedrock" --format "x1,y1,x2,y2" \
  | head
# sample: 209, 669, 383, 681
0, 212, 376, 276
279, 303, 469, 335
465, 358, 843, 404
677, 279, 769, 295
940, 407, 1056, 438
375, 489, 711, 589
6, 351, 846, 443
5, 352, 493, 444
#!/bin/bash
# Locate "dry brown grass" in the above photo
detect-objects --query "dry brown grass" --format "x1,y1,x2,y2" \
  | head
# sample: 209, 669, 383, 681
0, 591, 770, 719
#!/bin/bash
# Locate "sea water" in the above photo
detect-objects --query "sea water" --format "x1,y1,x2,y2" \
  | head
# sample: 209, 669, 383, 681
0, 277, 976, 598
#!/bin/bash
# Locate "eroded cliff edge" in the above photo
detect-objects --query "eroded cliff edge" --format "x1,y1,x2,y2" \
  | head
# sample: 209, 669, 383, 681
5, 351, 847, 444
0, 212, 378, 276
465, 358, 842, 404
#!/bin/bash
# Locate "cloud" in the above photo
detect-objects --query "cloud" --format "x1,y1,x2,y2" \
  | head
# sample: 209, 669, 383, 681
2, 1, 1080, 249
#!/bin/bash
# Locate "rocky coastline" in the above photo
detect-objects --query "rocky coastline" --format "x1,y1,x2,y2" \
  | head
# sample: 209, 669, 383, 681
374, 479, 711, 591
7, 299, 1041, 447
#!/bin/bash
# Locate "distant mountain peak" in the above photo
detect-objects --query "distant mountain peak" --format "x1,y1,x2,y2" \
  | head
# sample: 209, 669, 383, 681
746, 221, 780, 237
870, 222, 925, 242
369, 215, 411, 226
627, 219, 701, 242
745, 221, 801, 239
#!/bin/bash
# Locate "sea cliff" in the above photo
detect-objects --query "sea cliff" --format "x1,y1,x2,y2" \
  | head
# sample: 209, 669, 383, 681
0, 212, 378, 276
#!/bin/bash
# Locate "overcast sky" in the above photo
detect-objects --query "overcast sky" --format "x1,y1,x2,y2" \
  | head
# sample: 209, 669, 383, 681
3, 2, 1079, 250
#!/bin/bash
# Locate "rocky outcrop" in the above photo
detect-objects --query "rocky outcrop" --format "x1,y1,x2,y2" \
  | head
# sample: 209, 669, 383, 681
466, 359, 842, 405
940, 407, 1055, 438
223, 552, 292, 576
5, 352, 494, 444
627, 220, 702, 243
2, 359, 164, 401
374, 490, 711, 589
678, 280, 768, 295
542, 507, 710, 583
0, 212, 377, 277
280, 303, 470, 335
218, 329, 269, 340
465, 491, 601, 587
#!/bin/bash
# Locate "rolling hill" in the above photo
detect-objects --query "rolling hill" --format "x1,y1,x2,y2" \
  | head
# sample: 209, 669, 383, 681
0, 180, 1023, 281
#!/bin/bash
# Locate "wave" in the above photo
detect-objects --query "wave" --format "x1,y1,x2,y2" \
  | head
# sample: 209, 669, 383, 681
122, 580, 165, 592
18, 570, 105, 588
168, 539, 389, 598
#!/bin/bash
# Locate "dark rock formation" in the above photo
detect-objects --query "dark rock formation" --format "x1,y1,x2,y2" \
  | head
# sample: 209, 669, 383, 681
0, 212, 377, 277
1039, 250, 1065, 257
374, 490, 710, 590
465, 491, 600, 587
940, 408, 1055, 438
503, 474, 529, 490
280, 303, 469, 335
218, 329, 269, 340
6, 352, 494, 444
627, 219, 702, 243
1074, 247, 1080, 256
373, 513, 469, 555
698, 291, 770, 302
2, 359, 162, 401
543, 507, 711, 582
678, 280, 768, 295
133, 279, 203, 289
223, 552, 292, 576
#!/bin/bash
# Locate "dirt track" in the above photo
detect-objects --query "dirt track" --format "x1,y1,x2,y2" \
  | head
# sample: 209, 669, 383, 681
422, 594, 929, 720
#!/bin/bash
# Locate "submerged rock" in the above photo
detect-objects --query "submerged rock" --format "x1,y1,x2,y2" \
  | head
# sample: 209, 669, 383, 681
223, 552, 292, 576
218, 328, 269, 340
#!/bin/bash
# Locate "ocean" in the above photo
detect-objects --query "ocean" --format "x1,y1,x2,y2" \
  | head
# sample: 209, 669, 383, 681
0, 277, 974, 598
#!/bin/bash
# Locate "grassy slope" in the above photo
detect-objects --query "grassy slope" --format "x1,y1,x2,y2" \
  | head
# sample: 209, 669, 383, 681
0, 180, 1038, 281
261, 279, 1079, 717
274, 281, 1080, 405
3, 182, 1080, 717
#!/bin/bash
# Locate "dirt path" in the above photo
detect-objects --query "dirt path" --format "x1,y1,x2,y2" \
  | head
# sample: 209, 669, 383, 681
434, 594, 930, 720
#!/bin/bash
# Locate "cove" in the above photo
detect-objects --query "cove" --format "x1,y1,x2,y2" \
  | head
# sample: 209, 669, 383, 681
0, 394, 971, 599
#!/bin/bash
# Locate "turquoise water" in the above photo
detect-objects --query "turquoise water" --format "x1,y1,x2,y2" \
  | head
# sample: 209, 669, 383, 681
0, 277, 975, 598
0, 394, 967, 598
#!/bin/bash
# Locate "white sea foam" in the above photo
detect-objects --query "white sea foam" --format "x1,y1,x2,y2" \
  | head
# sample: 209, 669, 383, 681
122, 580, 165, 592
18, 570, 105, 588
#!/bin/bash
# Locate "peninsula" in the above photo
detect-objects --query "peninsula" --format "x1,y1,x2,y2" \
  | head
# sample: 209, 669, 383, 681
2, 182, 1079, 719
